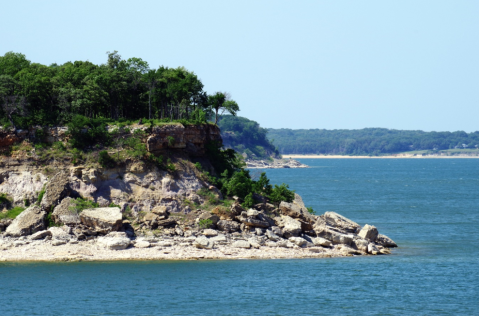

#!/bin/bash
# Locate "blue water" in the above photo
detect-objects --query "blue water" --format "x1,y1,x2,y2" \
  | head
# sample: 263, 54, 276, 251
1, 159, 478, 315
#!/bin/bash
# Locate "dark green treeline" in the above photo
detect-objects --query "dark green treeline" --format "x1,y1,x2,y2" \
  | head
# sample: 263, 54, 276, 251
267, 128, 479, 155
0, 51, 238, 128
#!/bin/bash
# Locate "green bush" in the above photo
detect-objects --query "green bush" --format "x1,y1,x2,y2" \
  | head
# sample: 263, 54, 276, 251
67, 115, 111, 149
52, 141, 66, 151
242, 193, 255, 209
307, 206, 316, 215
269, 183, 295, 207
124, 130, 147, 159
221, 169, 253, 199
99, 150, 115, 168
198, 218, 213, 229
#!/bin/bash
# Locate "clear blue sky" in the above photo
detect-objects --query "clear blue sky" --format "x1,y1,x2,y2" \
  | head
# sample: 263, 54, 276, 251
1, 0, 478, 132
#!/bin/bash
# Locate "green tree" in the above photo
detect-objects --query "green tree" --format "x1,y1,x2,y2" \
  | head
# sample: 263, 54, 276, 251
209, 92, 239, 125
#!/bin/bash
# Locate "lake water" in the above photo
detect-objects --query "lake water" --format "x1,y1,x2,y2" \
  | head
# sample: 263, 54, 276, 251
1, 159, 478, 315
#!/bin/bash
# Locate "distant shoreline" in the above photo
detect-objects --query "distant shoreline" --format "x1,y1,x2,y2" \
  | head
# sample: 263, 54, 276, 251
282, 154, 479, 159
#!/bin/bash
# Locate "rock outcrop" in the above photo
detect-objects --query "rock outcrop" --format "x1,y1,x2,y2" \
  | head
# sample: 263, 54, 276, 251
51, 197, 80, 225
79, 207, 122, 233
40, 171, 71, 212
5, 205, 47, 237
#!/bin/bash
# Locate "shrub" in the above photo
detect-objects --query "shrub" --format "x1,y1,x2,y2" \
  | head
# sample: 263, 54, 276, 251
269, 183, 295, 207
221, 169, 253, 199
37, 185, 46, 204
52, 141, 66, 151
67, 115, 111, 149
68, 198, 99, 214
242, 193, 255, 209
122, 205, 133, 220
198, 218, 213, 229
124, 131, 147, 159
307, 206, 316, 215
99, 150, 115, 168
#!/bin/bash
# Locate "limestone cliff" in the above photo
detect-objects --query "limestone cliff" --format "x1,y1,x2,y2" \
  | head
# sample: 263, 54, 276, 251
0, 124, 221, 213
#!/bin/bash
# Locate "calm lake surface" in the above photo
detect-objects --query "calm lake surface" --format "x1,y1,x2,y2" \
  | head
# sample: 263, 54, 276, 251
1, 159, 478, 315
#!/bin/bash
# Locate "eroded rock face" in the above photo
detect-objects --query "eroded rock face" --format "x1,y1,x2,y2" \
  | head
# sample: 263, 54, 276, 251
41, 171, 71, 212
0, 170, 47, 206
79, 207, 122, 233
146, 124, 222, 155
6, 205, 46, 237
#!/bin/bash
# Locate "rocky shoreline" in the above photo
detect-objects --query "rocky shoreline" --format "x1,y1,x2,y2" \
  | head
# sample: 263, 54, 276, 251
0, 170, 396, 262
246, 158, 308, 169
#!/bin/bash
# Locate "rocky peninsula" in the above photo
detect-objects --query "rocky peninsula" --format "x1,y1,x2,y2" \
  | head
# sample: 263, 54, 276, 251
0, 124, 396, 262
246, 158, 308, 169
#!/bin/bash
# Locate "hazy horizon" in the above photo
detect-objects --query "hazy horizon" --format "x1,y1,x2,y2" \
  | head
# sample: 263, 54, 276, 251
2, 1, 478, 132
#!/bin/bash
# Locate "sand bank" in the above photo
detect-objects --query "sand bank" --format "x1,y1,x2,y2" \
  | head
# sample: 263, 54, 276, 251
0, 238, 357, 262
282, 154, 479, 159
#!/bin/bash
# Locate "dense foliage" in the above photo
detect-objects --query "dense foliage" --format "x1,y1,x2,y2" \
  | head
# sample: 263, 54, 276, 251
218, 115, 279, 159
0, 51, 238, 128
205, 142, 294, 208
267, 128, 479, 155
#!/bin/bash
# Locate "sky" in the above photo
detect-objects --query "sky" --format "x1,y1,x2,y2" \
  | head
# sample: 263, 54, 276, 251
1, 0, 478, 132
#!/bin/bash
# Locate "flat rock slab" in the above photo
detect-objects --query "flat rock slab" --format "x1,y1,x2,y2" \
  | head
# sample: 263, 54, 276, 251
97, 236, 131, 250
6, 205, 46, 237
80, 207, 122, 232
232, 240, 251, 249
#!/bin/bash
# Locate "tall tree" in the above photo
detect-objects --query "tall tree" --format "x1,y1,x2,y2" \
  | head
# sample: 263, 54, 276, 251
209, 92, 239, 125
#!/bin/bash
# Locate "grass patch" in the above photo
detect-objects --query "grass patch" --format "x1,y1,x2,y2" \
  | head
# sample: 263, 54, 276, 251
37, 184, 46, 204
68, 198, 100, 214
0, 206, 25, 220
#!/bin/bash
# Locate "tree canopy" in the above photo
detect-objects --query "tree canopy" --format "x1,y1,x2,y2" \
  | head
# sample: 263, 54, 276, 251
218, 115, 280, 159
267, 128, 479, 155
0, 51, 239, 128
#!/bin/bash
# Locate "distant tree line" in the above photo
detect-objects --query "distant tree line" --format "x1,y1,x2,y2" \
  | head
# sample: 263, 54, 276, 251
218, 115, 279, 159
267, 128, 479, 155
0, 51, 238, 128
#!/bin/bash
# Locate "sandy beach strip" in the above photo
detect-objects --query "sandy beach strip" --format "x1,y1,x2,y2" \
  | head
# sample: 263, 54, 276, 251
282, 154, 479, 159
0, 240, 347, 262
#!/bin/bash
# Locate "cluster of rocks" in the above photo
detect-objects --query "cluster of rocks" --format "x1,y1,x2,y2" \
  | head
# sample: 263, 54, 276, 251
246, 158, 308, 169
0, 169, 397, 259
